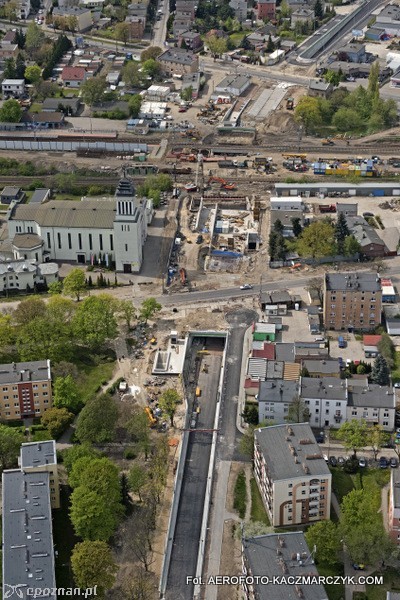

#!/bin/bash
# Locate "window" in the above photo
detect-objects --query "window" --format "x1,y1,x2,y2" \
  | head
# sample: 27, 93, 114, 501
68, 233, 72, 250
89, 234, 92, 251
42, 384, 47, 389
14, 402, 18, 407
2, 387, 8, 392
288, 492, 292, 497
110, 234, 114, 251
35, 409, 40, 413
99, 234, 103, 251
47, 232, 51, 248
125, 243, 128, 252
78, 233, 82, 250
4, 403, 9, 408
383, 421, 388, 426
33, 384, 38, 390
57, 232, 61, 249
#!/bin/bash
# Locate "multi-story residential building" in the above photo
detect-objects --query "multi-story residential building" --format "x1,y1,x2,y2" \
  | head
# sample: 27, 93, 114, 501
229, 0, 248, 22
2, 470, 56, 600
388, 468, 400, 545
323, 272, 382, 331
8, 179, 153, 273
256, 0, 276, 20
19, 441, 60, 508
53, 6, 93, 31
300, 376, 347, 429
242, 532, 328, 600
158, 48, 199, 75
127, 0, 149, 18
2, 441, 60, 599
125, 15, 146, 39
0, 360, 52, 421
347, 379, 395, 431
179, 31, 203, 51
17, 0, 30, 19
257, 379, 300, 424
254, 423, 331, 526
2, 78, 25, 98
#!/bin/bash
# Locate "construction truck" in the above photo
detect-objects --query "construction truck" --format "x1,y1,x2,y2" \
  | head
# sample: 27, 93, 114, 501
144, 406, 157, 427
286, 97, 294, 110
179, 267, 187, 285
322, 138, 335, 146
207, 176, 237, 190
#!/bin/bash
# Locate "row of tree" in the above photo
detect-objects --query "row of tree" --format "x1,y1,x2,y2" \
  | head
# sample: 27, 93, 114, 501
295, 63, 397, 134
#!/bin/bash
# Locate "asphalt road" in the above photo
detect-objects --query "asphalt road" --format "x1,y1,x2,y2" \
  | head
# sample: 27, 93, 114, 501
166, 339, 223, 600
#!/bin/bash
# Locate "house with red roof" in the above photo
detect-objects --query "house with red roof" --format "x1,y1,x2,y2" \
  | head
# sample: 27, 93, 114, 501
363, 334, 382, 358
61, 66, 88, 88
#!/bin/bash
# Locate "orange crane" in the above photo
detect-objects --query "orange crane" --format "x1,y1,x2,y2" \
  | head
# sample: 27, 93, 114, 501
207, 176, 237, 190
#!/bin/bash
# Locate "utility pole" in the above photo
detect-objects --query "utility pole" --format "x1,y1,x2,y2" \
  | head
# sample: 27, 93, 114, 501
298, 125, 303, 152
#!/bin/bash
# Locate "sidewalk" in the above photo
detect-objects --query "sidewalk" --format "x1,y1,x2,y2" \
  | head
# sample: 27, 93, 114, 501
236, 325, 254, 435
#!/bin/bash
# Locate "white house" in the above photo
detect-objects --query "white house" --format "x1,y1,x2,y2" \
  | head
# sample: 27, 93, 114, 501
0, 258, 58, 293
2, 79, 25, 98
300, 376, 348, 429
270, 196, 303, 211
347, 379, 395, 431
17, 0, 30, 19
7, 179, 153, 273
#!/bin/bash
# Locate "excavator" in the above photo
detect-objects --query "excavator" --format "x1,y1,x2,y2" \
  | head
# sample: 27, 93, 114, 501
207, 177, 237, 190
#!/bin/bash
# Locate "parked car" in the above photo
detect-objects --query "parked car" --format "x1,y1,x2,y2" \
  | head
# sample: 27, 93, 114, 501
315, 433, 324, 443
394, 383, 400, 388
329, 456, 337, 467
390, 457, 398, 468
323, 454, 329, 462
359, 457, 367, 468
240, 284, 253, 290
337, 456, 345, 466
315, 337, 325, 342
380, 456, 389, 468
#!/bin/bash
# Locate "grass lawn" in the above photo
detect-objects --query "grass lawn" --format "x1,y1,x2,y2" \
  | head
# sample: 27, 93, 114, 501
331, 467, 390, 503
317, 561, 345, 600
250, 477, 270, 525
53, 485, 79, 589
233, 470, 247, 519
229, 32, 244, 46
391, 351, 400, 382
71, 348, 116, 404
364, 567, 400, 600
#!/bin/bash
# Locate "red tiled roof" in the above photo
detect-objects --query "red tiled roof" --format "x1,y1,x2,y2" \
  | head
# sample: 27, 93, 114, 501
244, 378, 260, 389
252, 344, 275, 360
61, 66, 86, 81
363, 335, 382, 347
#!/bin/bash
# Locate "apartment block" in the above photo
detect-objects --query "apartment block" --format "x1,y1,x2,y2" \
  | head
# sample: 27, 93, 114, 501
19, 441, 60, 508
323, 272, 382, 331
254, 423, 331, 527
0, 360, 52, 421
242, 532, 328, 600
389, 468, 400, 545
347, 379, 395, 431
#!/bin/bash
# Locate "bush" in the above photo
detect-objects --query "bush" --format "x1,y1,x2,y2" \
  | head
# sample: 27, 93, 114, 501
124, 448, 137, 460
233, 470, 247, 519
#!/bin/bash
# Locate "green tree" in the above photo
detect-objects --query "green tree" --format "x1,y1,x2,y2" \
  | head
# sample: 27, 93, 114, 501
314, 0, 323, 19
242, 404, 259, 425
297, 220, 336, 261
286, 398, 310, 423
115, 22, 130, 45
41, 407, 74, 438
70, 487, 119, 540
70, 457, 122, 507
306, 277, 324, 303
128, 94, 142, 117
334, 212, 350, 255
0, 314, 16, 357
128, 464, 148, 501
73, 294, 118, 349
118, 299, 136, 329
140, 46, 162, 61
127, 409, 152, 459
305, 521, 341, 564
71, 541, 117, 598
76, 394, 118, 444
336, 419, 369, 458
48, 281, 63, 295
377, 333, 395, 368
266, 35, 274, 53
3, 58, 16, 79
16, 315, 73, 363
343, 234, 361, 256
291, 217, 302, 237
140, 297, 162, 323
141, 58, 161, 79
356, 364, 367, 375
123, 61, 141, 87
13, 296, 46, 326
332, 107, 364, 132
3, 0, 18, 21
206, 35, 228, 58
25, 22, 45, 52
53, 375, 82, 413
180, 86, 193, 101
159, 388, 180, 427
24, 64, 41, 83
62, 443, 100, 474
368, 60, 380, 101
0, 99, 22, 123
0, 425, 23, 470
370, 354, 390, 385
294, 96, 322, 133
62, 268, 87, 301
280, 0, 291, 18
324, 69, 341, 87
80, 76, 107, 106
368, 425, 391, 461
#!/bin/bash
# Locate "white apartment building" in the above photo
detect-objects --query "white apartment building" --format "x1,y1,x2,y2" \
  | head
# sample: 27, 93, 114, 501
7, 179, 153, 273
254, 423, 331, 527
300, 376, 348, 429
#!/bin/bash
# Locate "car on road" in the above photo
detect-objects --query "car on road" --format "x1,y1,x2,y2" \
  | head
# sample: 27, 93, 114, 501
380, 456, 389, 468
315, 337, 325, 342
390, 457, 398, 468
395, 383, 400, 388
359, 457, 367, 468
240, 284, 253, 290
329, 456, 337, 467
